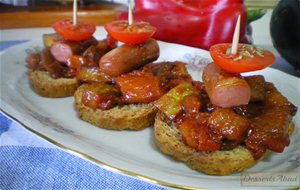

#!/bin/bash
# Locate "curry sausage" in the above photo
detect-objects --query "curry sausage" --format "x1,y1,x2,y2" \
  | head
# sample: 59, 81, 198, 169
50, 37, 98, 64
99, 38, 159, 77
202, 63, 251, 108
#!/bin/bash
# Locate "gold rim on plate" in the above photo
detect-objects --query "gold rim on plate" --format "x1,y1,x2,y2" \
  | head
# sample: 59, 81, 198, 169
0, 109, 206, 190
2, 109, 300, 190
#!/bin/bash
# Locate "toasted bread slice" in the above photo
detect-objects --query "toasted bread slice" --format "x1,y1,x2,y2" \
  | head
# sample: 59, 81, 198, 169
154, 111, 295, 175
74, 84, 158, 130
28, 71, 80, 98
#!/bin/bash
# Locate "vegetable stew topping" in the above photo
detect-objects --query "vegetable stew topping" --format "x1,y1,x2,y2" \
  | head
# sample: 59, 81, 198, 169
155, 76, 297, 160
80, 61, 196, 109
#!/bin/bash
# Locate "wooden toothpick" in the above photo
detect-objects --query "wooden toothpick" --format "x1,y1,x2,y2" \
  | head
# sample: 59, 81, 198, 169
231, 14, 241, 55
128, 0, 133, 25
73, 0, 78, 26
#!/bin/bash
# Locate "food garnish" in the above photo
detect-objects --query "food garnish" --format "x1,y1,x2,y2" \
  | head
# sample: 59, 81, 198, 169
105, 1, 156, 45
210, 14, 275, 73
104, 20, 156, 45
53, 19, 96, 41
210, 43, 276, 73
52, 1, 96, 41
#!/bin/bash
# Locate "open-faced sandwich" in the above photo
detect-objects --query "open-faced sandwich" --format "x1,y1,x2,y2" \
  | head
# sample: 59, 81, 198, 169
26, 19, 114, 98
74, 20, 194, 130
154, 43, 298, 175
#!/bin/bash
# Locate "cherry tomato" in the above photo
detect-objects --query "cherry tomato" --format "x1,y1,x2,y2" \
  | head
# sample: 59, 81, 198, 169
104, 20, 156, 44
53, 19, 96, 41
209, 43, 276, 73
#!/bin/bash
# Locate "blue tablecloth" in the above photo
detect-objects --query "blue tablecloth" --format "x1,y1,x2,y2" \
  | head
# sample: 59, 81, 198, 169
0, 41, 169, 190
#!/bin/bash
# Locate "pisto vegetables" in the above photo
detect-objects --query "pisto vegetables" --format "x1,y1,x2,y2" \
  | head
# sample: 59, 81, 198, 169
154, 82, 199, 120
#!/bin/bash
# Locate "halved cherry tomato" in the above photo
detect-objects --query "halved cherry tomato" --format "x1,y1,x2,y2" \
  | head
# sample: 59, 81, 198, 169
53, 19, 96, 41
104, 20, 156, 44
209, 43, 276, 73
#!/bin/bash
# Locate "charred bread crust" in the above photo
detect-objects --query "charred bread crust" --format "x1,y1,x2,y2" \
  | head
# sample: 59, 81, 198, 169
74, 84, 158, 130
154, 111, 295, 175
28, 71, 80, 98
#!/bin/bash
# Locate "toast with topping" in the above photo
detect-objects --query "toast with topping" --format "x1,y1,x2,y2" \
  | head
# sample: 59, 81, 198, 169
154, 111, 295, 175
152, 65, 297, 175
74, 84, 158, 130
74, 61, 194, 130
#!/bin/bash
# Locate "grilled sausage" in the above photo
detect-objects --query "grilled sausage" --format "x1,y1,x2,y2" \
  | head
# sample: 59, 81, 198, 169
41, 49, 66, 78
202, 63, 251, 108
50, 37, 97, 64
99, 38, 159, 77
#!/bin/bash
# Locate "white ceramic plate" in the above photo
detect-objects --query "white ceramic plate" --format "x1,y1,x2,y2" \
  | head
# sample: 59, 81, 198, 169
1, 38, 299, 190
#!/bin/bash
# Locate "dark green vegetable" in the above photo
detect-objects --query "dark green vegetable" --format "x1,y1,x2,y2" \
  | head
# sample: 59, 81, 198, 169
247, 9, 267, 24
245, 9, 267, 44
270, 0, 300, 71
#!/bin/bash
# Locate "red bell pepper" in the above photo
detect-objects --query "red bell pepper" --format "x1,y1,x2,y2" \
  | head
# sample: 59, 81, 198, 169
117, 0, 250, 50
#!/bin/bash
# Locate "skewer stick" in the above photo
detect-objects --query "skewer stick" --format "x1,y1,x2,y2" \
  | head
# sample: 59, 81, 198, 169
231, 14, 241, 55
73, 0, 78, 26
128, 0, 133, 25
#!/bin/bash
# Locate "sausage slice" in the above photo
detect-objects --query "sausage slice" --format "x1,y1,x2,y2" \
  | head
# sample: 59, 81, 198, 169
99, 38, 159, 77
202, 63, 251, 108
